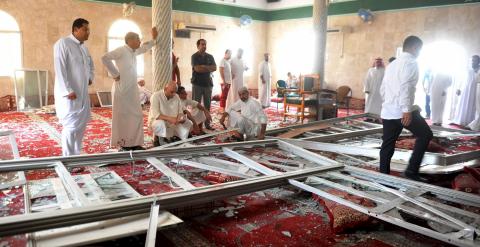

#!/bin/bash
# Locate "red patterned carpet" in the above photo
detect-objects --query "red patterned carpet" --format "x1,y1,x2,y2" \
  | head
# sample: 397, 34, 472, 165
0, 103, 456, 247
0, 102, 361, 159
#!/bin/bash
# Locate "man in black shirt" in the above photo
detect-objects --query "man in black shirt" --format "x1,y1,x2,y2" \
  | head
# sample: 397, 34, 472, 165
191, 39, 217, 130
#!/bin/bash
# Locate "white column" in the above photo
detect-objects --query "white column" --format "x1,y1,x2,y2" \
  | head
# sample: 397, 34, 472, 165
152, 0, 173, 92
313, 0, 329, 120
313, 0, 329, 89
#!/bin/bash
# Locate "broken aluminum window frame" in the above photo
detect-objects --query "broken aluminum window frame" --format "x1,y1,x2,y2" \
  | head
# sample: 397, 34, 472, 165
155, 113, 373, 150
13, 69, 49, 111
0, 139, 478, 246
96, 91, 112, 107
289, 134, 480, 169
221, 146, 480, 247
0, 165, 341, 237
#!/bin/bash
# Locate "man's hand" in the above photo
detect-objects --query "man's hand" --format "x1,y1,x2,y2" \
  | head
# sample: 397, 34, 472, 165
151, 27, 158, 40
165, 116, 177, 125
177, 115, 186, 124
89, 80, 93, 86
401, 112, 412, 127
114, 76, 120, 82
66, 92, 77, 100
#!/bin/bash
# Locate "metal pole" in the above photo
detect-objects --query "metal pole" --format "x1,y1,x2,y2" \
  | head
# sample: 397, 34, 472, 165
152, 0, 172, 92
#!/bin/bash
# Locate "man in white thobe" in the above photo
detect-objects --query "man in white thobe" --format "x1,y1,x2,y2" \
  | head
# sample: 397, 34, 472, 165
258, 53, 272, 108
467, 55, 480, 130
54, 18, 94, 156
227, 49, 248, 108
364, 58, 385, 116
149, 81, 193, 146
219, 49, 232, 111
429, 72, 453, 125
138, 79, 152, 106
177, 86, 212, 135
101, 28, 158, 151
451, 56, 479, 127
422, 69, 433, 119
220, 87, 267, 140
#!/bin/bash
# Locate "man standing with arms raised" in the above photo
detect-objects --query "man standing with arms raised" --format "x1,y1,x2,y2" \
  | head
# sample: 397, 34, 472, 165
191, 39, 216, 130
379, 36, 433, 182
102, 27, 158, 151
54, 18, 94, 156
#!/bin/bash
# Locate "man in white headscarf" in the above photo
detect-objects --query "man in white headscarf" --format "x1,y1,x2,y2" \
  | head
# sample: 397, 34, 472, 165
467, 55, 480, 130
364, 58, 385, 116
227, 49, 248, 108
451, 55, 479, 127
101, 27, 158, 151
138, 79, 152, 106
54, 18, 94, 156
220, 86, 267, 140
429, 72, 453, 125
258, 53, 272, 108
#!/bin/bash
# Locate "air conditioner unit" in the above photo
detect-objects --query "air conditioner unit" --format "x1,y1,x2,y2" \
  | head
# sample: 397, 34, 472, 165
175, 22, 216, 32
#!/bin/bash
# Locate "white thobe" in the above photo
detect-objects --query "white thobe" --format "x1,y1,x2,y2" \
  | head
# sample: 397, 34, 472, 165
364, 67, 384, 115
450, 69, 478, 126
226, 97, 267, 139
53, 34, 94, 156
149, 91, 193, 140
139, 85, 152, 105
467, 71, 480, 130
101, 41, 155, 148
227, 58, 247, 107
181, 99, 206, 125
430, 73, 453, 124
258, 61, 272, 107
219, 58, 232, 84
380, 52, 420, 119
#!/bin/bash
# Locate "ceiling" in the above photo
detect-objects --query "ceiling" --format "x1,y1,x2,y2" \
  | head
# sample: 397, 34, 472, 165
202, 0, 314, 10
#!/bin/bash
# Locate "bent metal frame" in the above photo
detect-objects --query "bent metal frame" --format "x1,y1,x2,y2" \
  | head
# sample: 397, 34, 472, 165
161, 113, 480, 173
0, 138, 479, 247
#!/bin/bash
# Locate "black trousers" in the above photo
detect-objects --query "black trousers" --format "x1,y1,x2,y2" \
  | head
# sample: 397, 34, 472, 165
379, 111, 433, 175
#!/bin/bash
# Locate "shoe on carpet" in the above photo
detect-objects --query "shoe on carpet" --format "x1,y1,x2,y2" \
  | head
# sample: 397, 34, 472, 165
170, 136, 181, 142
153, 136, 160, 147
132, 146, 146, 150
118, 146, 131, 152
403, 171, 429, 183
